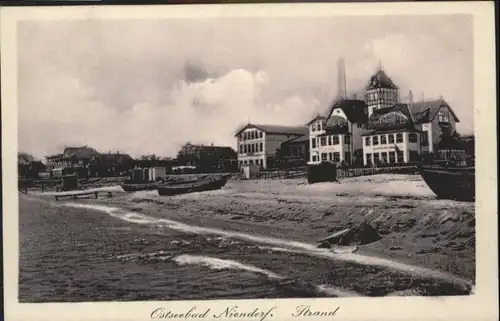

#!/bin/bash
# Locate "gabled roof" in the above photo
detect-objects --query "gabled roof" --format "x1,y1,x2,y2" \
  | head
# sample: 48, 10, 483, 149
326, 99, 368, 124
234, 123, 307, 136
63, 146, 100, 159
365, 69, 398, 90
367, 103, 416, 131
282, 134, 310, 145
305, 115, 327, 126
372, 103, 413, 119
409, 99, 460, 123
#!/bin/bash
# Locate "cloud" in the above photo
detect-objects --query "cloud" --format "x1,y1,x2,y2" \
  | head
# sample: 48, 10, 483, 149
17, 16, 474, 159
19, 67, 318, 159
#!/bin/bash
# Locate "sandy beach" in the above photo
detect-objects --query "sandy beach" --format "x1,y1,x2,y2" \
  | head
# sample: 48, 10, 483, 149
19, 173, 475, 301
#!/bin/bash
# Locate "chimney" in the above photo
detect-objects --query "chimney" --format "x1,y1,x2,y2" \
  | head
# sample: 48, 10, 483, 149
337, 57, 347, 99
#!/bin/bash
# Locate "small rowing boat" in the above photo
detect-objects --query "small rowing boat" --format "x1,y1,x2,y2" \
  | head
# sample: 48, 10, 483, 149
419, 165, 475, 202
157, 175, 230, 196
120, 180, 163, 192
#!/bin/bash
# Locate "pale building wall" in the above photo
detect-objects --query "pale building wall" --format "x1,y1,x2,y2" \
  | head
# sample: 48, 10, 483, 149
237, 128, 301, 169
363, 131, 421, 165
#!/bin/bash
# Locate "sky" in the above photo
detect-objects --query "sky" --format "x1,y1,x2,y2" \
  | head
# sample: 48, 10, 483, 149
17, 15, 473, 159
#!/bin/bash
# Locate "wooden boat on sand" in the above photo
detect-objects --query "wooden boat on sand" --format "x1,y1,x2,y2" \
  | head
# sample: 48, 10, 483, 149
120, 180, 164, 192
419, 165, 475, 202
157, 175, 230, 196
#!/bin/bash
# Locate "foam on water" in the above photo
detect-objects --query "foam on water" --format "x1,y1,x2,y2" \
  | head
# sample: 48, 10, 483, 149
63, 202, 473, 291
173, 254, 283, 279
172, 255, 360, 297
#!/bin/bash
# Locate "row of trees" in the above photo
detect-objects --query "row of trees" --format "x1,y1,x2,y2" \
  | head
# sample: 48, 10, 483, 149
18, 146, 240, 179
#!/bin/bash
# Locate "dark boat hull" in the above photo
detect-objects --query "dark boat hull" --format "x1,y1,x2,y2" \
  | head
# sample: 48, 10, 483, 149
120, 182, 161, 192
157, 176, 230, 196
419, 166, 475, 202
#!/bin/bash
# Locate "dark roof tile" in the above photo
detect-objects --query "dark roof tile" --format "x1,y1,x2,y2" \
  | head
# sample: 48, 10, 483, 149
326, 99, 368, 124
365, 69, 398, 90
235, 123, 307, 136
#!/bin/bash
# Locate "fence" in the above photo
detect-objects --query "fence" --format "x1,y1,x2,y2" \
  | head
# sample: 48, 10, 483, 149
240, 164, 418, 181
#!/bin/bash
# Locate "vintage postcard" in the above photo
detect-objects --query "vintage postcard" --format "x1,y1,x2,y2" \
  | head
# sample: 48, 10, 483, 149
1, 2, 498, 321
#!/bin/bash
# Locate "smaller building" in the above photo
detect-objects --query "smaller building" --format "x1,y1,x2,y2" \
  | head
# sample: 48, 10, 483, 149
235, 123, 307, 169
177, 143, 237, 172
148, 166, 167, 181
276, 134, 310, 168
46, 146, 100, 177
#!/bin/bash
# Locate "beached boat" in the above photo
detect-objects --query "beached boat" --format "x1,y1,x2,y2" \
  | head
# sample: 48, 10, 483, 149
157, 175, 230, 196
120, 181, 163, 192
419, 166, 475, 202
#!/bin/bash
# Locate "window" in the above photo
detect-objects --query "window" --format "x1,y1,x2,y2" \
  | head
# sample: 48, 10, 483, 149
320, 136, 326, 146
373, 136, 379, 146
408, 133, 418, 143
389, 151, 396, 163
328, 135, 332, 145
374, 153, 380, 164
333, 152, 341, 162
249, 159, 254, 164
381, 152, 388, 163
380, 135, 387, 145
259, 131, 263, 139
397, 151, 404, 163
396, 133, 404, 143
240, 145, 243, 153
311, 138, 316, 149
422, 131, 429, 146
259, 142, 263, 152
251, 144, 255, 153
255, 159, 259, 165
332, 135, 340, 145
328, 152, 333, 161
321, 153, 328, 161
312, 124, 316, 131
244, 145, 247, 153
388, 134, 395, 144
438, 109, 450, 123
312, 155, 317, 162
318, 122, 322, 131
365, 136, 371, 146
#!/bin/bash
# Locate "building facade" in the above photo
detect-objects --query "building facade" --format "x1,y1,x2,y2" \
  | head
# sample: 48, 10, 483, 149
275, 134, 310, 168
45, 146, 101, 177
176, 143, 237, 172
362, 95, 460, 166
235, 124, 307, 169
305, 67, 461, 167
307, 99, 369, 166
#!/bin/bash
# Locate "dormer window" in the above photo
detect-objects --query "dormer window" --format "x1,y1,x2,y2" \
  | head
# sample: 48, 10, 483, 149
317, 122, 322, 131
438, 109, 450, 123
312, 124, 316, 131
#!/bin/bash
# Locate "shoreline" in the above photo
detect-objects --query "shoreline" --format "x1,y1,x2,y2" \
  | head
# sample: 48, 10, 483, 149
25, 174, 476, 282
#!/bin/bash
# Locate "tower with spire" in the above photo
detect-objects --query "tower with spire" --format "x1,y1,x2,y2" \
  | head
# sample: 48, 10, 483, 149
364, 64, 399, 117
